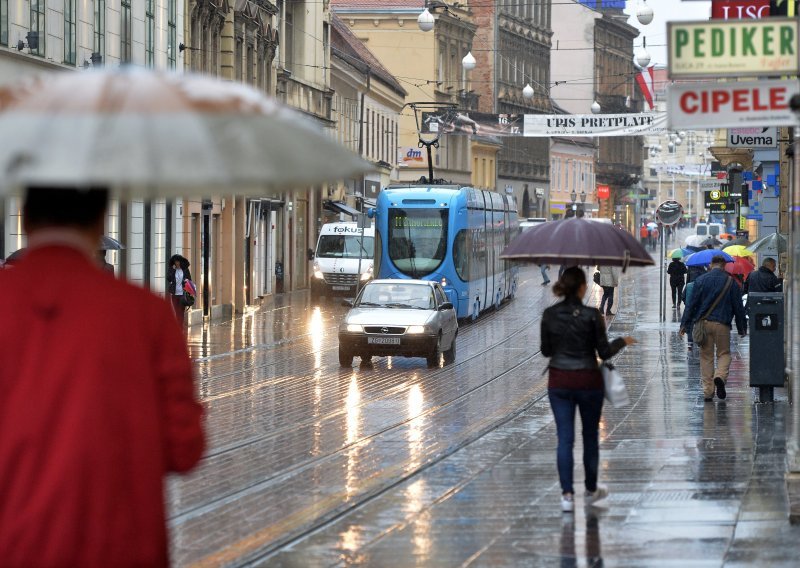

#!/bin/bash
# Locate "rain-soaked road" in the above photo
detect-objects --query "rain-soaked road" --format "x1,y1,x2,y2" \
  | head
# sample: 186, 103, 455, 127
169, 247, 800, 567
169, 266, 582, 566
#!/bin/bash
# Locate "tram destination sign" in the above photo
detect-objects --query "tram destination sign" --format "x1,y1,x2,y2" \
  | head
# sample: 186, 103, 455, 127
668, 18, 799, 78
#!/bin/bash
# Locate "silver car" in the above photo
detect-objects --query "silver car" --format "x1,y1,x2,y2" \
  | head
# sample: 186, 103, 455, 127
338, 279, 458, 368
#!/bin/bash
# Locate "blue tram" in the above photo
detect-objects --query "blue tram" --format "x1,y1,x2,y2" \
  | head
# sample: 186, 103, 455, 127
371, 184, 519, 319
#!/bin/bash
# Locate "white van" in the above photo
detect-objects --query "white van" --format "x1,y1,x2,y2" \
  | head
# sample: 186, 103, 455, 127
311, 223, 375, 298
695, 222, 726, 237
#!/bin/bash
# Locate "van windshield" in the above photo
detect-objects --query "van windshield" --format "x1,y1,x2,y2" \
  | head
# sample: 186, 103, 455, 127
696, 225, 708, 236
316, 235, 374, 258
708, 225, 720, 236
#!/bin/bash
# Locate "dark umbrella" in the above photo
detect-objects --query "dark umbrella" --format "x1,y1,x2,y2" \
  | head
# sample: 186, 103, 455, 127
100, 235, 125, 250
500, 218, 654, 268
728, 236, 751, 246
700, 237, 723, 248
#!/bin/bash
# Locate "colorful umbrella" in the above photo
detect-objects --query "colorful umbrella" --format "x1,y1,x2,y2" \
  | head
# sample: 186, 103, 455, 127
500, 218, 654, 268
684, 249, 734, 267
723, 245, 754, 258
669, 248, 684, 259
684, 235, 707, 248
725, 256, 755, 278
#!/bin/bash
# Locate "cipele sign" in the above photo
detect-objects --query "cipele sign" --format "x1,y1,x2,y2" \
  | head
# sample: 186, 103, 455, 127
667, 79, 799, 129
668, 18, 799, 78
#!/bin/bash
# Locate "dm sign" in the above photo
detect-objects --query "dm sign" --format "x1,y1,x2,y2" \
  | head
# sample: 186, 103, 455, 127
668, 18, 799, 78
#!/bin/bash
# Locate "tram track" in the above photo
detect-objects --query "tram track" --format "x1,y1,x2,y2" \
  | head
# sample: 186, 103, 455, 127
169, 273, 549, 520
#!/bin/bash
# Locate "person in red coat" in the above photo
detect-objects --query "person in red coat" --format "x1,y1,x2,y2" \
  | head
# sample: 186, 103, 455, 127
0, 187, 205, 567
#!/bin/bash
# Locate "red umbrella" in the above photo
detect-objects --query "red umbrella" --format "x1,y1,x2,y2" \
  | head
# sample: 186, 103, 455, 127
500, 218, 654, 268
725, 256, 755, 278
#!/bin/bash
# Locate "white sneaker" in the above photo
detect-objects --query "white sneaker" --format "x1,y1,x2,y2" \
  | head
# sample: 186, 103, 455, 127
561, 493, 575, 513
585, 485, 609, 507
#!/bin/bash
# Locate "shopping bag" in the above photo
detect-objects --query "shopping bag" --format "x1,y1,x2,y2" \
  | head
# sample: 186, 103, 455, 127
601, 362, 629, 408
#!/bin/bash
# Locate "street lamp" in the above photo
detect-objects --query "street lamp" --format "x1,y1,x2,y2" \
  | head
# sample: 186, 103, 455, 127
636, 1, 654, 26
417, 8, 435, 32
591, 100, 601, 114
522, 83, 535, 100
635, 38, 651, 68
461, 51, 476, 71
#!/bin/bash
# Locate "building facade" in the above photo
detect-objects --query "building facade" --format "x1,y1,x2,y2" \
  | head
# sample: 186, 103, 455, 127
330, 12, 406, 216
331, 1, 477, 187
471, 0, 552, 217
550, 137, 597, 219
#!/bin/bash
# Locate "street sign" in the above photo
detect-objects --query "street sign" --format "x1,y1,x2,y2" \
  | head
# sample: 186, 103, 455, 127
728, 127, 779, 148
705, 187, 737, 212
667, 79, 799, 129
699, 179, 723, 192
712, 1, 771, 20
668, 18, 799, 78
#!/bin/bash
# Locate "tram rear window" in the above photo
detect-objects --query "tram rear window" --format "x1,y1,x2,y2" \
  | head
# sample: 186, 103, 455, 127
388, 209, 448, 278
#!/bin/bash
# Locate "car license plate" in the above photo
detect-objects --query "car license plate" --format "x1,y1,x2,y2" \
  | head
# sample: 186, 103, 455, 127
367, 336, 400, 345
332, 286, 351, 291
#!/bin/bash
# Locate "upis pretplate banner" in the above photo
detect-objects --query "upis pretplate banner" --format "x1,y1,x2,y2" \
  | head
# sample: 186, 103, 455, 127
522, 112, 668, 137
421, 111, 667, 138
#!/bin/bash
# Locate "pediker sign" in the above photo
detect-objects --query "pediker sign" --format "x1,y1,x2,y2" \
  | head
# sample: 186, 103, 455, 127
667, 79, 799, 129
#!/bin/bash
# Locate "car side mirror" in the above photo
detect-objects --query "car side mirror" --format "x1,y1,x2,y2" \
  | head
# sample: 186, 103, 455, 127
341, 299, 353, 308
439, 302, 454, 311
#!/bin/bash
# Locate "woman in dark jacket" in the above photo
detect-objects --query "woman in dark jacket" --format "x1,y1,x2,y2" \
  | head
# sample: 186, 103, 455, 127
541, 267, 636, 513
667, 258, 688, 308
166, 254, 192, 325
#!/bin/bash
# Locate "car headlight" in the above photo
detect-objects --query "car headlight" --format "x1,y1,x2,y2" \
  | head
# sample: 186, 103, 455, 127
346, 324, 363, 332
406, 325, 426, 334
360, 266, 373, 281
313, 262, 324, 279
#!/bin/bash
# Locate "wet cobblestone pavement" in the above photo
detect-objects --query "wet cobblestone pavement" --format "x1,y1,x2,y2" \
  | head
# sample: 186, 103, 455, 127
169, 251, 800, 567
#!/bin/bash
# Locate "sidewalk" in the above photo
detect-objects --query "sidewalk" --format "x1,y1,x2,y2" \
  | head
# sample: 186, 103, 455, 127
265, 263, 800, 567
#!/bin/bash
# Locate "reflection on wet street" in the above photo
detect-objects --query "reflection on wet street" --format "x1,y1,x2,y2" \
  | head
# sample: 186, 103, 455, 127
169, 262, 800, 567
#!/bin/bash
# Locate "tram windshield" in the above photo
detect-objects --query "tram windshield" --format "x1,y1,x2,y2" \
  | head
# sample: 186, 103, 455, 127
388, 208, 448, 277
316, 235, 374, 258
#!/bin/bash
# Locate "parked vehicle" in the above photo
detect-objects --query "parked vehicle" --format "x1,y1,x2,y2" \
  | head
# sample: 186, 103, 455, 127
338, 279, 458, 368
373, 184, 519, 319
695, 222, 726, 238
519, 217, 547, 231
311, 222, 374, 299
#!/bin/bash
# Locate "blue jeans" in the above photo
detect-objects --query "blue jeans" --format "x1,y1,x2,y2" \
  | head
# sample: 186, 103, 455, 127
599, 286, 614, 313
548, 388, 604, 495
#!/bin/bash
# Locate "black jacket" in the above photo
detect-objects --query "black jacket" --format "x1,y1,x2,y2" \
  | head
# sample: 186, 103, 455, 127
167, 256, 192, 295
745, 266, 781, 294
667, 259, 688, 285
541, 297, 626, 371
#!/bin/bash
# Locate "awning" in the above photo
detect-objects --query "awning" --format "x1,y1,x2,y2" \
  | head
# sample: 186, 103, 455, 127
324, 200, 361, 219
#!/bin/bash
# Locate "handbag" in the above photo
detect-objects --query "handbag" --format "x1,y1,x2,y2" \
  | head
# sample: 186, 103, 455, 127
601, 362, 629, 408
593, 270, 601, 285
691, 277, 732, 347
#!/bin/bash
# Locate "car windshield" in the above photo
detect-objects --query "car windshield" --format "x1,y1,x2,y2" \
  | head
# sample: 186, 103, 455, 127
357, 283, 435, 310
388, 208, 448, 278
316, 235, 374, 258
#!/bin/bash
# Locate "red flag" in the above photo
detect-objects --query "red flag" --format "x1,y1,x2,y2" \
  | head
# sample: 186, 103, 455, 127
635, 66, 655, 111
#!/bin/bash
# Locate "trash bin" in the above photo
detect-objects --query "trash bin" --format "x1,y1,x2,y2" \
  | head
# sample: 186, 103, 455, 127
748, 292, 785, 402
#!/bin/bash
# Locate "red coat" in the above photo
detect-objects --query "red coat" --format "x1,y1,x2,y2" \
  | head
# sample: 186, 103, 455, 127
0, 245, 204, 567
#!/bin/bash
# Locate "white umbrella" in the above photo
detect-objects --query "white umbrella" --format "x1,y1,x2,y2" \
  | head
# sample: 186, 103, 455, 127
647, 221, 658, 229
684, 234, 706, 248
0, 68, 371, 198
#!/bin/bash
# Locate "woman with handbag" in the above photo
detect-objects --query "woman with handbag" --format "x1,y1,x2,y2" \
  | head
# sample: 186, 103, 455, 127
540, 267, 636, 513
167, 254, 193, 326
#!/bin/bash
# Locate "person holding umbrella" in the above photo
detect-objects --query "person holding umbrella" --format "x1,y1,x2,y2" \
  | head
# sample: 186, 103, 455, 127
0, 186, 205, 566
541, 267, 637, 512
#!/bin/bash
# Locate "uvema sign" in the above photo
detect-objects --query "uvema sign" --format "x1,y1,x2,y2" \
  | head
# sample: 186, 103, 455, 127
668, 18, 799, 78
728, 127, 778, 148
667, 79, 799, 129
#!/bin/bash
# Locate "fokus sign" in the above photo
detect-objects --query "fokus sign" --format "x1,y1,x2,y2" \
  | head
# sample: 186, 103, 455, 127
668, 18, 799, 78
667, 79, 800, 129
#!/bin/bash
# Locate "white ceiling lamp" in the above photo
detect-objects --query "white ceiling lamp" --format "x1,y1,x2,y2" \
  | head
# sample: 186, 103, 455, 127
461, 51, 476, 71
591, 100, 601, 114
674, 136, 682, 146
418, 8, 435, 32
636, 1, 654, 26
632, 54, 642, 70
522, 83, 534, 100
635, 37, 651, 69
668, 141, 675, 152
